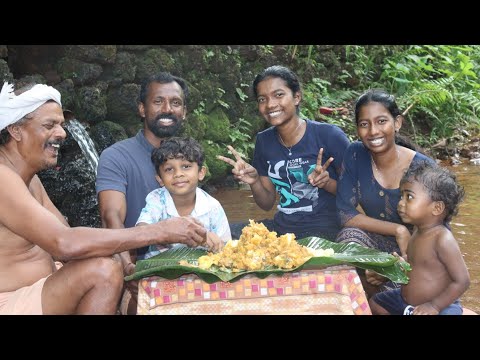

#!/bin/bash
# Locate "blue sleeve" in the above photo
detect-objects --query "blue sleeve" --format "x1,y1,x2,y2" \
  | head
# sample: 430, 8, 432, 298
336, 144, 361, 226
413, 152, 436, 165
326, 125, 350, 177
95, 146, 127, 195
252, 134, 267, 176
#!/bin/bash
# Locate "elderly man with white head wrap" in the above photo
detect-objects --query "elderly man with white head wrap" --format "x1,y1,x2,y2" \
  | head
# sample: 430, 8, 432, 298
0, 82, 207, 314
0, 82, 62, 132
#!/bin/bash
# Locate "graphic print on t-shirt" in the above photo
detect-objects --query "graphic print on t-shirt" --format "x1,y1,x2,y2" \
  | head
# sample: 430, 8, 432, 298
267, 157, 318, 214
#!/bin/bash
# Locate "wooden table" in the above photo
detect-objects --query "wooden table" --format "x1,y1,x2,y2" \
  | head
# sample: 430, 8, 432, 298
137, 265, 371, 315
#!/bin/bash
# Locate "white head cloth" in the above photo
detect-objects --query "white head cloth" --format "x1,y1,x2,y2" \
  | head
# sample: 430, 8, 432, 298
0, 82, 62, 131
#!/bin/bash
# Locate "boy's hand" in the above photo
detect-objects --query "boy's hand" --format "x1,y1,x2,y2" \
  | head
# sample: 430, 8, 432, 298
205, 232, 224, 253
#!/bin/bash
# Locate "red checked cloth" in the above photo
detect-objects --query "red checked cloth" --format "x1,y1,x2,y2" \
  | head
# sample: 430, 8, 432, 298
137, 266, 371, 315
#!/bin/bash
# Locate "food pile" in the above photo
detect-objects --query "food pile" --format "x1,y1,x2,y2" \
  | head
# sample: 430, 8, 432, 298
195, 220, 334, 272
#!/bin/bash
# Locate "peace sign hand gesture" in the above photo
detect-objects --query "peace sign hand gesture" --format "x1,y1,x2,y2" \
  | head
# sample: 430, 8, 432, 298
217, 145, 259, 185
308, 147, 334, 189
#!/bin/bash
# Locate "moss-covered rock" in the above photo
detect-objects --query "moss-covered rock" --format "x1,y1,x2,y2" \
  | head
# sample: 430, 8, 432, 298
174, 46, 209, 75
65, 45, 117, 65
0, 46, 7, 59
184, 80, 201, 112
55, 79, 75, 112
100, 51, 137, 87
112, 51, 137, 83
90, 120, 128, 153
57, 57, 103, 86
117, 45, 151, 51
74, 82, 108, 124
0, 59, 13, 83
189, 76, 223, 114
106, 83, 141, 136
182, 112, 207, 140
15, 74, 46, 88
204, 107, 231, 142
134, 48, 175, 83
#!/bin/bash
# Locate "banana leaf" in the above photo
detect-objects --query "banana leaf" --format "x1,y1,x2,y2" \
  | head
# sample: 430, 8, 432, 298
125, 237, 411, 284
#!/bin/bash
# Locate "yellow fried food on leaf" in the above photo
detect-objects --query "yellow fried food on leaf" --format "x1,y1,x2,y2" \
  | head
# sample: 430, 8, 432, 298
198, 255, 215, 269
196, 220, 316, 271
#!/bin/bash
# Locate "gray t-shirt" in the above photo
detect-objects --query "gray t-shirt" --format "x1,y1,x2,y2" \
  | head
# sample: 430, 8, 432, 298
96, 130, 158, 258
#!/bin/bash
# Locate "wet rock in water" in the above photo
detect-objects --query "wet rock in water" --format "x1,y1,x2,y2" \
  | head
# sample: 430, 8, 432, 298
449, 154, 462, 166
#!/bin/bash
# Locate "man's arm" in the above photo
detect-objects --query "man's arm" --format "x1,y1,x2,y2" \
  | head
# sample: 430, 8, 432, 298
98, 190, 134, 273
0, 167, 206, 260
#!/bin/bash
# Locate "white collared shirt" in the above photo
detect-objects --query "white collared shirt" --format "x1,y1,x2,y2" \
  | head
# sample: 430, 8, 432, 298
137, 187, 231, 259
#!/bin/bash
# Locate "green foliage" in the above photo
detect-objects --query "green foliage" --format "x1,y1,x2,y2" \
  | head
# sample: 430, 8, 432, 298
284, 45, 480, 147
215, 87, 230, 109
226, 117, 255, 160
301, 78, 358, 138
199, 116, 255, 181
201, 140, 229, 181
258, 45, 274, 56
370, 45, 480, 146
204, 107, 230, 142
235, 84, 249, 102
343, 45, 378, 87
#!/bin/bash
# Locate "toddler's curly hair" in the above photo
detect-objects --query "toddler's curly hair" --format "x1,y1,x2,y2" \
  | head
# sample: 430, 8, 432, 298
400, 160, 465, 223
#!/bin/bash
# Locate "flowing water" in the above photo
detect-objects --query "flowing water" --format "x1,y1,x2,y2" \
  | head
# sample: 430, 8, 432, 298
215, 163, 480, 313
65, 119, 99, 175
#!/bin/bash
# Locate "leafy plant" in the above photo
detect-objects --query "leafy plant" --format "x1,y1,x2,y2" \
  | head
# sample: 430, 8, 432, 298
226, 117, 255, 160
235, 84, 249, 102
373, 45, 480, 146
300, 78, 358, 138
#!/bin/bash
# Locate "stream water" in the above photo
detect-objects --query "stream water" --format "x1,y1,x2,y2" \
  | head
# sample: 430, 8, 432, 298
214, 163, 480, 313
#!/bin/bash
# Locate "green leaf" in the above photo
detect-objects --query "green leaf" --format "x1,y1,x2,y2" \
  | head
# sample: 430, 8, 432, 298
125, 237, 410, 284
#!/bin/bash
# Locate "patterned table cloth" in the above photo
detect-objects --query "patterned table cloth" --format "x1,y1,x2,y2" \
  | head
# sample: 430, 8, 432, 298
137, 265, 371, 315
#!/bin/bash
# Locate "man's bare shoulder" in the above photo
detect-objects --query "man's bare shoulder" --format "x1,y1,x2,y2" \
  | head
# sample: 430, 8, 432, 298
0, 163, 25, 182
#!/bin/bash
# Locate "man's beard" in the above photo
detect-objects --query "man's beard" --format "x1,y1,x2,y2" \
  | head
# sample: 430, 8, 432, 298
147, 114, 183, 138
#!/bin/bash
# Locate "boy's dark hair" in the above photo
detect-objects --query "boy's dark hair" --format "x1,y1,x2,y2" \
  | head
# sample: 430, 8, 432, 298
400, 160, 465, 223
151, 137, 204, 174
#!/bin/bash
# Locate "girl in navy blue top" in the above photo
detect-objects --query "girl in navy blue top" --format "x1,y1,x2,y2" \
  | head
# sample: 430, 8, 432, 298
218, 65, 350, 241
335, 89, 434, 288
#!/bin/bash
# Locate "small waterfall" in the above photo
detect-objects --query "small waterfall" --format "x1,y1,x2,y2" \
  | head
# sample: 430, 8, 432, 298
66, 119, 99, 174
